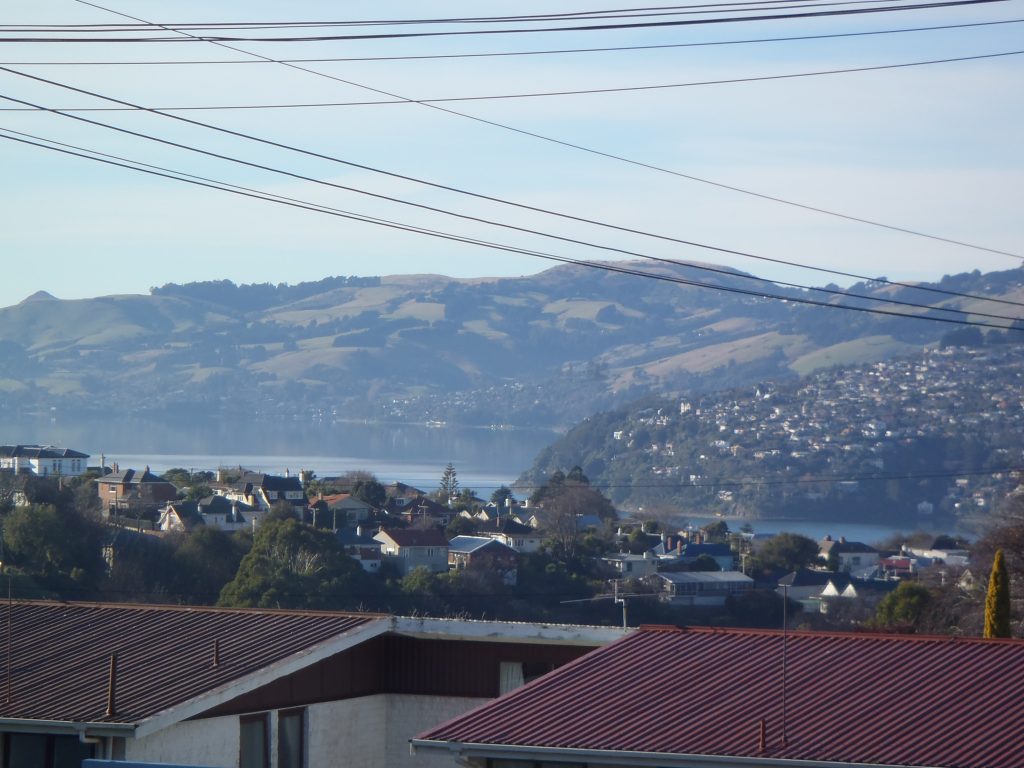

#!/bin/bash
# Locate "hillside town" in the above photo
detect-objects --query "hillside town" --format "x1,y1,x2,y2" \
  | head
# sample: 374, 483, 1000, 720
0, 442, 994, 631
530, 342, 1024, 520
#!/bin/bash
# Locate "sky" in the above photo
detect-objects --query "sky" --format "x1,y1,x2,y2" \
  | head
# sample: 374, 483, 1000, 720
0, 0, 1021, 308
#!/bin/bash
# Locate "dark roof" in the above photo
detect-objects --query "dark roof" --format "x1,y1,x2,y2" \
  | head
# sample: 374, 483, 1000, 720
0, 445, 89, 459
167, 496, 254, 524
96, 467, 173, 486
476, 518, 534, 536
682, 542, 732, 558
0, 602, 382, 726
236, 472, 303, 493
416, 625, 1024, 768
821, 538, 878, 555
778, 568, 852, 589
377, 528, 449, 547
384, 495, 449, 516
448, 536, 517, 556
335, 527, 379, 547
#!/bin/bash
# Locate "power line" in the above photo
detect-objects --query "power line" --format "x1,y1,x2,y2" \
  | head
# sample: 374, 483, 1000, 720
3, 63, 1022, 314
5, 1, 957, 31
4, 18, 1019, 65
4, 49, 1020, 110
3, 124, 1020, 333
3, 0, 1008, 42
70, 1, 1022, 264
2, 1, 942, 32
4, 82, 1022, 325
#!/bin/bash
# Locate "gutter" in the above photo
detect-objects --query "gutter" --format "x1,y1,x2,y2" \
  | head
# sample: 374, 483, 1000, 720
0, 717, 134, 739
409, 740, 946, 768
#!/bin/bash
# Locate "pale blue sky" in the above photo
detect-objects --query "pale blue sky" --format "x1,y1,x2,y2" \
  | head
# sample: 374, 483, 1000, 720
0, 0, 1021, 307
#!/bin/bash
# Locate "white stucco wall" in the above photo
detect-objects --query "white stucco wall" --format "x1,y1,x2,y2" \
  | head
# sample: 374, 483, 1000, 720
128, 713, 238, 767
126, 693, 488, 768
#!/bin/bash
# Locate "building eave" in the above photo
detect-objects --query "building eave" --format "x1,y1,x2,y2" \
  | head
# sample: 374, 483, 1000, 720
133, 616, 391, 739
391, 616, 625, 646
408, 740, 945, 768
0, 717, 134, 739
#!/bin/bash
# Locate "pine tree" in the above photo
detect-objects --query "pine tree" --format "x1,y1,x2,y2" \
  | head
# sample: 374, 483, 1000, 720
984, 549, 1012, 638
438, 463, 459, 503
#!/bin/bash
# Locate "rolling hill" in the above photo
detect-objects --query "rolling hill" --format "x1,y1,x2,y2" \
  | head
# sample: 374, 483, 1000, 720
0, 262, 1020, 429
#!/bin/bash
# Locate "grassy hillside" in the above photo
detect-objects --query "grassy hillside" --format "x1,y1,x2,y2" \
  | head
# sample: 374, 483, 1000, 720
0, 262, 1020, 428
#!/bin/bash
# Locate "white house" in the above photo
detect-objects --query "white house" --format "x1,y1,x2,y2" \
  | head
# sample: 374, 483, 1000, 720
0, 444, 89, 477
373, 528, 449, 575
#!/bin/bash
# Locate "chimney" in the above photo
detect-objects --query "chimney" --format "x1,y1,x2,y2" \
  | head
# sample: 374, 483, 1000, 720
839, 536, 847, 544
677, 539, 682, 554
356, 524, 363, 537
285, 468, 290, 478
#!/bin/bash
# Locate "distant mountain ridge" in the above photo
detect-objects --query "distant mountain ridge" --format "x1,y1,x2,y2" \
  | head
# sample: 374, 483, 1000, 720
0, 262, 1021, 428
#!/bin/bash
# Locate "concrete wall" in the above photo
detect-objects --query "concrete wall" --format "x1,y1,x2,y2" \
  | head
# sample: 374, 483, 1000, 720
128, 714, 237, 767
128, 693, 488, 768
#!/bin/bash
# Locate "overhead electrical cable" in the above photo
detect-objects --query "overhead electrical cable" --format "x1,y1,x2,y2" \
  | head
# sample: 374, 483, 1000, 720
3, 61, 1021, 314
4, 48, 1021, 111
5, 18, 1020, 65
2, 120, 1020, 333
3, 0, 1009, 42
6, 0, 963, 31
73, 0, 1022, 264
5, 89, 1015, 324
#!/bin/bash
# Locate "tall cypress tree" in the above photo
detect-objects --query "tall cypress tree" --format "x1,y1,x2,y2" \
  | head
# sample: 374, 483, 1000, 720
984, 549, 1012, 638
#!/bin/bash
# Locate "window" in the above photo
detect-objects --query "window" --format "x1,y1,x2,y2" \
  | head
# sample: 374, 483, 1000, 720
4, 733, 94, 768
278, 708, 305, 768
239, 713, 269, 768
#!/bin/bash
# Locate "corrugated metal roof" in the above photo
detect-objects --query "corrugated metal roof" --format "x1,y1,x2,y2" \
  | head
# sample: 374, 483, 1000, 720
0, 601, 382, 726
417, 625, 1024, 767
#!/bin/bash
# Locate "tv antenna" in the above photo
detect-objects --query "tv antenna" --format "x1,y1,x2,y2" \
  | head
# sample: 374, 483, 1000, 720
562, 579, 660, 629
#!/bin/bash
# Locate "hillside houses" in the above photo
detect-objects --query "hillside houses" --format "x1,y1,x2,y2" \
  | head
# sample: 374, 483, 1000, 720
593, 345, 1024, 517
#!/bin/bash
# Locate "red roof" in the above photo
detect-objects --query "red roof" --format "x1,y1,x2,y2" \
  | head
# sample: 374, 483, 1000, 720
416, 625, 1024, 767
0, 601, 382, 726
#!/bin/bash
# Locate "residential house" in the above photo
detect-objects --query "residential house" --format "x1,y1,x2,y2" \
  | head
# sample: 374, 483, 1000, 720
383, 495, 451, 527
0, 601, 623, 768
656, 571, 754, 606
336, 525, 383, 573
0, 445, 89, 477
680, 542, 734, 571
215, 472, 307, 520
95, 466, 179, 517
157, 496, 253, 534
311, 493, 375, 527
413, 625, 1024, 768
819, 536, 881, 576
447, 536, 519, 585
777, 568, 852, 610
602, 552, 660, 579
373, 528, 449, 575
476, 517, 544, 553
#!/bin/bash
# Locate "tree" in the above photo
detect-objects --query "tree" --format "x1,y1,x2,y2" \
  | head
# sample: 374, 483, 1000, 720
351, 478, 386, 509
490, 486, 514, 507
438, 463, 459, 503
873, 582, 933, 631
3, 502, 105, 591
218, 517, 370, 609
754, 532, 820, 573
700, 520, 730, 543
984, 549, 1012, 638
